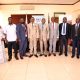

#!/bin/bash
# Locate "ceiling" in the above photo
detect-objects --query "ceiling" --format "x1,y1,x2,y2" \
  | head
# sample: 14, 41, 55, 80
0, 0, 80, 5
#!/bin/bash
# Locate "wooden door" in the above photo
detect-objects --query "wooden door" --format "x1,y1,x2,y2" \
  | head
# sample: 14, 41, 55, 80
11, 14, 26, 24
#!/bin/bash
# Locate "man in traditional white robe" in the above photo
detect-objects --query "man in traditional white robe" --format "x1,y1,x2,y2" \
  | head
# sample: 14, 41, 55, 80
0, 26, 6, 63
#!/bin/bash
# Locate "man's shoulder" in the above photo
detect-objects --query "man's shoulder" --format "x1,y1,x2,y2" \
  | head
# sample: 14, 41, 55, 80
59, 23, 62, 26
28, 23, 31, 26
72, 24, 75, 26
12, 23, 16, 25
54, 22, 59, 26
12, 24, 16, 27
16, 23, 21, 26
34, 23, 38, 26
59, 23, 63, 25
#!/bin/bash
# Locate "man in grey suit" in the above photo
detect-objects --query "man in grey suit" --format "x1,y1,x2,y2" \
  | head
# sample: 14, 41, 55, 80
49, 17, 59, 56
16, 18, 28, 59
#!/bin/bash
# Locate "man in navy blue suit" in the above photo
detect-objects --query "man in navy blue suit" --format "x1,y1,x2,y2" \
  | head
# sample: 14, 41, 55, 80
16, 18, 28, 59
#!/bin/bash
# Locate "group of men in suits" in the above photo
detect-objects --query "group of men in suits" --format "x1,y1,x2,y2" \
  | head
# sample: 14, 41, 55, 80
59, 17, 80, 59
27, 17, 58, 58
4, 16, 80, 61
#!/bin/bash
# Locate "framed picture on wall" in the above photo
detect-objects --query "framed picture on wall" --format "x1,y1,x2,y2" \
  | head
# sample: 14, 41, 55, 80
54, 12, 66, 17
54, 12, 66, 23
32, 14, 44, 24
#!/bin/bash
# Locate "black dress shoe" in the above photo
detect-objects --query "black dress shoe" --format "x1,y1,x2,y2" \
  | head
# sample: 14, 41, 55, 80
59, 53, 62, 56
77, 55, 79, 59
8, 58, 12, 61
15, 57, 19, 60
40, 54, 43, 56
48, 53, 51, 56
34, 54, 38, 58
20, 56, 23, 59
44, 54, 47, 57
71, 55, 75, 58
65, 54, 68, 57
23, 54, 28, 57
53, 53, 56, 56
29, 54, 33, 58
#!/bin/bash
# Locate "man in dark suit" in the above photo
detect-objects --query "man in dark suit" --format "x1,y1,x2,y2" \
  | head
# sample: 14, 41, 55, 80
71, 18, 80, 59
59, 17, 71, 56
16, 18, 28, 59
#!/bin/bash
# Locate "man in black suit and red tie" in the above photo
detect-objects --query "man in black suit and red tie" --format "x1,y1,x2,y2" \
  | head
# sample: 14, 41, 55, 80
59, 17, 71, 56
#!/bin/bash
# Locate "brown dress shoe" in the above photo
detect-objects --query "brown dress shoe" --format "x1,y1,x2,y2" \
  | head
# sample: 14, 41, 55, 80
8, 58, 12, 61
34, 54, 38, 58
71, 55, 75, 58
15, 56, 19, 60
29, 54, 33, 58
53, 53, 56, 56
44, 54, 47, 57
48, 53, 51, 56
20, 56, 23, 59
40, 54, 43, 56
59, 53, 62, 56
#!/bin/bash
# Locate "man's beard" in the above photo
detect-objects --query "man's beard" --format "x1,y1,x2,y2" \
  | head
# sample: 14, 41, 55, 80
9, 22, 12, 25
21, 22, 25, 24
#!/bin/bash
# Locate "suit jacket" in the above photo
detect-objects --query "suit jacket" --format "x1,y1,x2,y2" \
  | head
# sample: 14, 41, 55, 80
16, 23, 26, 41
77, 26, 80, 40
59, 23, 71, 39
71, 24, 80, 39
49, 22, 59, 39
39, 23, 49, 41
27, 23, 39, 39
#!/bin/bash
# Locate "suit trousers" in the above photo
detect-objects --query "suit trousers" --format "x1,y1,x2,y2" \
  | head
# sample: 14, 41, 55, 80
49, 37, 57, 53
60, 36, 68, 55
72, 36, 80, 56
29, 38, 37, 55
19, 38, 27, 56
40, 39, 47, 54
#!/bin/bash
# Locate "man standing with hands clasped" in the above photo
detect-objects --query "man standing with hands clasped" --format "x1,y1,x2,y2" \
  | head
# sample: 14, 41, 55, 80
39, 18, 49, 57
49, 17, 59, 56
27, 17, 39, 58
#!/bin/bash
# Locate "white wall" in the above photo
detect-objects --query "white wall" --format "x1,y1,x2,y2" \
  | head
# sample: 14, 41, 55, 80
0, 2, 80, 27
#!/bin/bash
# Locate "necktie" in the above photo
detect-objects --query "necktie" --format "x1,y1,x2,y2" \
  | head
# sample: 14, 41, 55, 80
53, 23, 54, 30
75, 23, 79, 36
32, 23, 33, 28
76, 24, 78, 30
42, 24, 44, 30
63, 23, 66, 34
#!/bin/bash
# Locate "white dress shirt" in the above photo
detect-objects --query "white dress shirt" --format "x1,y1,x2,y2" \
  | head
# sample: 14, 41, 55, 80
4, 24, 17, 42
